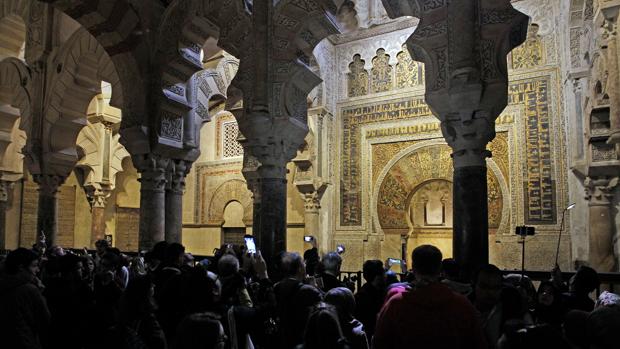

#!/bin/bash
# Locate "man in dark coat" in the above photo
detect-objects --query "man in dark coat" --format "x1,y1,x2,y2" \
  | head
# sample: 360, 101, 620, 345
0, 248, 50, 349
373, 245, 487, 349
354, 260, 385, 340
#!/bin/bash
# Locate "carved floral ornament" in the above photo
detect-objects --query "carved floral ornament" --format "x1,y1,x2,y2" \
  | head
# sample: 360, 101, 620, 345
348, 45, 424, 97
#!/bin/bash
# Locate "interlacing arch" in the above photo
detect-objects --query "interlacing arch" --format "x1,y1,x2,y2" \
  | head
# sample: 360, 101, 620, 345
0, 58, 30, 179
0, 0, 29, 60
43, 28, 122, 176
155, 0, 251, 148
40, 0, 145, 129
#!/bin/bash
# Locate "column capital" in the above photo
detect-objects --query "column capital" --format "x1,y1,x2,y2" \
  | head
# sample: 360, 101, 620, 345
84, 185, 112, 208
0, 180, 15, 203
166, 159, 190, 194
441, 115, 494, 168
301, 191, 326, 212
382, 0, 528, 168
133, 154, 169, 193
33, 174, 65, 197
585, 176, 619, 206
238, 111, 306, 180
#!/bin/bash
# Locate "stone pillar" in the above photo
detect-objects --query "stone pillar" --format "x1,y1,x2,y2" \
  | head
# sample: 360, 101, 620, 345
135, 155, 168, 252
86, 187, 110, 247
585, 177, 618, 272
240, 143, 293, 270
33, 174, 64, 248
443, 117, 495, 278
599, 6, 620, 145
231, 1, 339, 270
0, 180, 12, 250
252, 175, 288, 270
165, 160, 188, 243
381, 0, 528, 279
303, 193, 321, 244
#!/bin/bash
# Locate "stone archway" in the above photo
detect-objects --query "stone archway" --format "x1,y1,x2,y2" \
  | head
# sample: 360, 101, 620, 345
206, 179, 253, 226
373, 142, 507, 259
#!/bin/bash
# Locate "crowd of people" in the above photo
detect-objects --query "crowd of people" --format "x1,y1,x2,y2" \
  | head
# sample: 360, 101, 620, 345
1, 238, 619, 349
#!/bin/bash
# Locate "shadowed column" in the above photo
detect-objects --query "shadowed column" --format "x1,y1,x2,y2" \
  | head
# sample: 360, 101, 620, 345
382, 0, 528, 279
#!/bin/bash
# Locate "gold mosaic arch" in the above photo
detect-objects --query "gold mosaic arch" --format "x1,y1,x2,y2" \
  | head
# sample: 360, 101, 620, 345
206, 179, 253, 225
375, 143, 504, 234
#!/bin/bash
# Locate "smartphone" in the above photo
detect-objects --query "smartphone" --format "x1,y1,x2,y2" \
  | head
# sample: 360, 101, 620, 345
387, 258, 402, 272
244, 236, 256, 254
304, 236, 313, 242
336, 244, 345, 254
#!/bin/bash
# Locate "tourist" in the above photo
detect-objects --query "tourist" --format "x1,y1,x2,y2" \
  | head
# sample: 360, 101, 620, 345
108, 274, 166, 349
93, 251, 124, 330
0, 248, 50, 349
561, 266, 600, 312
440, 258, 472, 296
354, 259, 385, 339
303, 236, 320, 276
297, 303, 350, 349
44, 253, 94, 348
317, 252, 346, 292
176, 312, 227, 349
373, 245, 486, 349
563, 309, 589, 349
325, 287, 369, 349
533, 280, 564, 326
586, 305, 620, 349
472, 264, 504, 348
275, 252, 310, 348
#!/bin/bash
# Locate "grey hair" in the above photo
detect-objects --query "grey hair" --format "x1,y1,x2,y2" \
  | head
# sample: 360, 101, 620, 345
322, 252, 342, 274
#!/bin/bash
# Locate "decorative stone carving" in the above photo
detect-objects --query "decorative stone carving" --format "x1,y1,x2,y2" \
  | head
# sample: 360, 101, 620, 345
371, 48, 393, 93
585, 177, 618, 206
33, 174, 64, 197
348, 54, 369, 97
134, 155, 169, 193
396, 45, 424, 88
511, 24, 544, 70
166, 160, 189, 195
0, 179, 14, 203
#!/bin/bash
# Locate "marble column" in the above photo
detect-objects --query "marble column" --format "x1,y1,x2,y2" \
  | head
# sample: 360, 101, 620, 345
0, 180, 11, 250
86, 187, 110, 247
33, 174, 64, 248
303, 194, 321, 244
444, 117, 495, 279
453, 166, 489, 275
232, 1, 339, 271
251, 175, 288, 270
135, 155, 168, 252
165, 160, 187, 243
585, 177, 618, 272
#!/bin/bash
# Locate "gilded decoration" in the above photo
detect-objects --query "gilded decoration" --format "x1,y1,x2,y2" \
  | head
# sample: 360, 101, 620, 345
371, 49, 393, 93
511, 24, 544, 70
348, 54, 369, 97
375, 143, 504, 233
340, 74, 557, 227
508, 77, 556, 224
396, 45, 424, 88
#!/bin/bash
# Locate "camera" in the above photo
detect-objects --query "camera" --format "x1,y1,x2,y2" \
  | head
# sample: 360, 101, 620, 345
304, 236, 314, 242
515, 226, 535, 236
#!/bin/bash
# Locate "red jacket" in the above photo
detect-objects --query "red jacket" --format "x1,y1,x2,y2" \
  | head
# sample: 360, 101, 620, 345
373, 282, 487, 349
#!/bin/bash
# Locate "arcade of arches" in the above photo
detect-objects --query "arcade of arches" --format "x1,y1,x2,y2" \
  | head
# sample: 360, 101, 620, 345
0, 0, 618, 274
